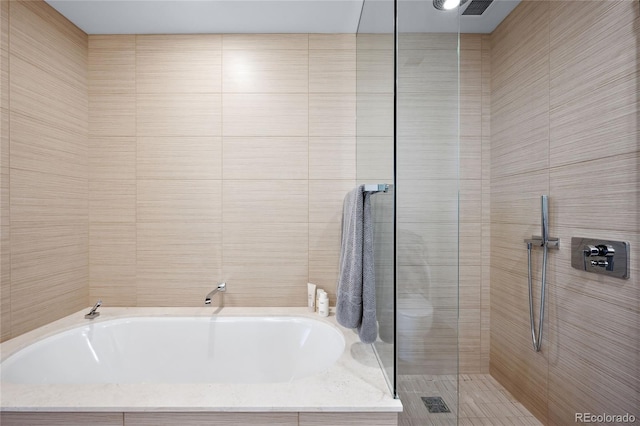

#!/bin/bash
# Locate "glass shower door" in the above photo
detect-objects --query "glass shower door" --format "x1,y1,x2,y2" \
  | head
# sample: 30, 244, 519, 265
356, 3, 461, 419
396, 0, 460, 424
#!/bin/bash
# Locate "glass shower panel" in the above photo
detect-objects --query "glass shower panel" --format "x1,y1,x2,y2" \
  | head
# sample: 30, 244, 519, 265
356, 0, 396, 396
396, 0, 460, 424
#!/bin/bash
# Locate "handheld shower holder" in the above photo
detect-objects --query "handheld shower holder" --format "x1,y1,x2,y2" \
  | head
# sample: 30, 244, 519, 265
524, 236, 559, 249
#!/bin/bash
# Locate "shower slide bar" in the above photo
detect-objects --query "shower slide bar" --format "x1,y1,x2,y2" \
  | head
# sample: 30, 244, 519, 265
364, 184, 392, 193
524, 195, 559, 352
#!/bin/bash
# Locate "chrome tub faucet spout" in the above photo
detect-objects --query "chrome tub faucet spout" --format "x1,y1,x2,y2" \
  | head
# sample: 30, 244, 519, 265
205, 282, 226, 305
85, 300, 102, 319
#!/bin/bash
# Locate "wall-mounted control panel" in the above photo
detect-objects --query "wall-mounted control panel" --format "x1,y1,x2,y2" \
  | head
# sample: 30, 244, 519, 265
571, 237, 630, 279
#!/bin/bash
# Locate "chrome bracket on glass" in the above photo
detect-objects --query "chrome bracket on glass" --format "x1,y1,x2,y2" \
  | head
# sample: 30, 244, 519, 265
571, 237, 630, 279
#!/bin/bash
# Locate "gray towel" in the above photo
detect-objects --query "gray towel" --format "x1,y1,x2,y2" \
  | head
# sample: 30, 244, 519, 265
336, 185, 378, 344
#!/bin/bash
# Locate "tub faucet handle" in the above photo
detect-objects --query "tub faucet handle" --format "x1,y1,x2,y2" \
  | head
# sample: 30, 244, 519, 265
85, 299, 102, 319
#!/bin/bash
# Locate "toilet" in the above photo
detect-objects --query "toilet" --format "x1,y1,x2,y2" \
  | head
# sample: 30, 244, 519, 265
397, 294, 434, 362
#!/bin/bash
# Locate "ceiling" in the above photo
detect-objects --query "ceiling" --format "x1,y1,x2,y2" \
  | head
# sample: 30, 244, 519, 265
45, 0, 521, 35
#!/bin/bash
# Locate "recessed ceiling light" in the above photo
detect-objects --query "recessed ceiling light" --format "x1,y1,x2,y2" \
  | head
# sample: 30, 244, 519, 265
433, 0, 469, 11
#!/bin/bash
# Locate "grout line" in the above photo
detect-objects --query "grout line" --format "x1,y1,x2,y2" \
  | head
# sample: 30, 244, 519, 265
86, 34, 90, 305
134, 34, 138, 306
308, 35, 312, 288
220, 37, 225, 285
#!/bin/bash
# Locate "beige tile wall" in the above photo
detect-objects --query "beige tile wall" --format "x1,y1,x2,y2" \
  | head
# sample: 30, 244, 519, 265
461, 34, 491, 375
490, 3, 551, 421
489, 1, 639, 424
88, 34, 357, 307
0, 0, 88, 341
88, 35, 136, 306
1, 0, 10, 341
480, 34, 491, 375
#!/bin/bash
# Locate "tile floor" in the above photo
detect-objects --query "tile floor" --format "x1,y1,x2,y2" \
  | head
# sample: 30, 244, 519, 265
398, 374, 543, 426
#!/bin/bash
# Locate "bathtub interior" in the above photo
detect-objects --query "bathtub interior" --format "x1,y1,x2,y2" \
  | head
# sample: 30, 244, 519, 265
0, 316, 346, 385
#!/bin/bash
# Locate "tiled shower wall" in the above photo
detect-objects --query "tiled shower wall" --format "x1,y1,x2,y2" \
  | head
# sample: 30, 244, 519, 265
0, 0, 9, 340
88, 34, 358, 307
489, 1, 639, 424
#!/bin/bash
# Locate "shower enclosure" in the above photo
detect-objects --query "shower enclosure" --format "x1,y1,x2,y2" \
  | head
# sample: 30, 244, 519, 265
357, 0, 639, 424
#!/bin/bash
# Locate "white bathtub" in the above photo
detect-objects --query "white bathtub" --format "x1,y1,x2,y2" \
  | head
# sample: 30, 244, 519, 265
1, 316, 345, 385
0, 307, 402, 414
